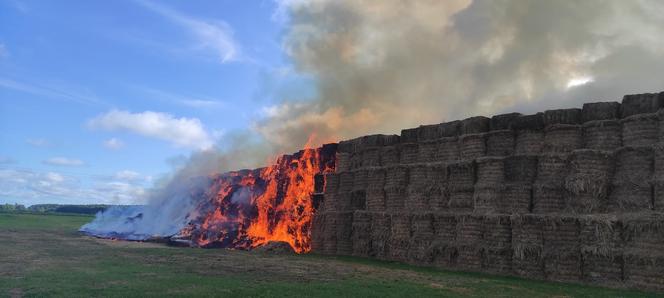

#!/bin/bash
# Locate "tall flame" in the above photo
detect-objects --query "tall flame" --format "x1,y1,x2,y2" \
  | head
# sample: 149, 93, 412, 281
177, 135, 335, 253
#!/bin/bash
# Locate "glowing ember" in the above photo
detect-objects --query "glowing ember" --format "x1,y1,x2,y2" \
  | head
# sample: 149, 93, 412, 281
176, 140, 336, 253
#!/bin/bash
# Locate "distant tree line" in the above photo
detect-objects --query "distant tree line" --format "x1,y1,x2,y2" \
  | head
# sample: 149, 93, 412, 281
0, 203, 113, 215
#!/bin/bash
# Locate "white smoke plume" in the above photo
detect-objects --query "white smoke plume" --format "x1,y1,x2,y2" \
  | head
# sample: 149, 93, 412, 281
83, 0, 664, 239
256, 0, 664, 152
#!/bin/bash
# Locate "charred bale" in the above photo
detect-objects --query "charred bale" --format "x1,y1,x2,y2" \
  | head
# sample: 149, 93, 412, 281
490, 112, 522, 130
609, 146, 654, 212
544, 108, 582, 126
543, 124, 583, 153
620, 113, 659, 147
485, 130, 515, 157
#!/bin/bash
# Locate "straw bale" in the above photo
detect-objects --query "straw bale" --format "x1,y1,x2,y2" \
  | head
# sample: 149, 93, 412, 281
336, 152, 351, 172
457, 245, 483, 271
544, 252, 582, 282
335, 192, 351, 212
485, 130, 515, 156
388, 213, 412, 262
408, 213, 434, 264
544, 108, 582, 126
473, 185, 502, 213
475, 157, 505, 186
449, 188, 475, 212
542, 216, 580, 251
535, 153, 569, 185
384, 166, 408, 189
311, 213, 325, 252
324, 173, 340, 195
620, 92, 664, 118
349, 152, 363, 170
564, 150, 614, 213
335, 212, 354, 255
418, 141, 438, 163
532, 183, 565, 214
427, 185, 449, 212
482, 215, 512, 248
432, 243, 458, 268
385, 187, 406, 212
582, 120, 622, 151
511, 113, 545, 131
351, 169, 368, 191
512, 249, 545, 280
543, 124, 583, 153
456, 214, 483, 245
337, 139, 357, 153
439, 120, 462, 138
621, 213, 664, 252
417, 124, 442, 141
322, 212, 337, 255
370, 212, 391, 259
656, 143, 664, 178
511, 215, 544, 260
366, 190, 385, 212
400, 143, 419, 164
350, 190, 366, 211
624, 252, 664, 291
436, 136, 460, 163
405, 189, 428, 211
490, 112, 522, 130
621, 113, 659, 147
433, 213, 458, 243
338, 171, 355, 194
514, 130, 544, 155
447, 160, 476, 187
461, 116, 490, 135
581, 251, 623, 285
406, 164, 430, 191
460, 133, 486, 160
581, 102, 621, 122
483, 248, 512, 274
656, 181, 664, 211
579, 215, 622, 256
379, 145, 400, 166
352, 211, 372, 257
400, 127, 419, 143
499, 183, 532, 214
361, 147, 381, 168
366, 168, 385, 190
504, 155, 538, 183
609, 146, 654, 211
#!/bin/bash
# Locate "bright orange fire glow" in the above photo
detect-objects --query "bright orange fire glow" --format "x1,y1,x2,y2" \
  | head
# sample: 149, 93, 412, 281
178, 136, 335, 253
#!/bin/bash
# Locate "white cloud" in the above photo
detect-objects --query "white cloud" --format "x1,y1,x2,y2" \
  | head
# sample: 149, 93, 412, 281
103, 138, 124, 150
26, 138, 50, 147
0, 169, 148, 205
43, 157, 85, 167
136, 0, 240, 63
114, 170, 141, 181
88, 110, 214, 150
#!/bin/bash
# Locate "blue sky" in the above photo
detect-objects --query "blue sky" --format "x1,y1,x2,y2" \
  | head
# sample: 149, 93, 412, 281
0, 0, 303, 205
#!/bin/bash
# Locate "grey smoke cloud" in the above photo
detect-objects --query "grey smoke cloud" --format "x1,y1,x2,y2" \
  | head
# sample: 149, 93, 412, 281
254, 0, 664, 153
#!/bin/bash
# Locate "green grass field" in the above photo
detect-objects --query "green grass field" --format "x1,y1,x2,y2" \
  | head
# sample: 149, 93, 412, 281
0, 213, 660, 297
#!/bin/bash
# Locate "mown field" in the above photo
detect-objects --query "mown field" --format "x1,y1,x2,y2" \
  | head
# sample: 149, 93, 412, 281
0, 213, 660, 297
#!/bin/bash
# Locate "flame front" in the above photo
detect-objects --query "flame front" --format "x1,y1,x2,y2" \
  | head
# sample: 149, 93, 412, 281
178, 141, 335, 253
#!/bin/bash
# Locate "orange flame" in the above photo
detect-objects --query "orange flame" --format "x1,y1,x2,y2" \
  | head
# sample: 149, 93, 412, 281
179, 135, 335, 253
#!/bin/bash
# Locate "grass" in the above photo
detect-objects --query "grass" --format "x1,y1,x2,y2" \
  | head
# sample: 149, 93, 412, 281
0, 213, 661, 297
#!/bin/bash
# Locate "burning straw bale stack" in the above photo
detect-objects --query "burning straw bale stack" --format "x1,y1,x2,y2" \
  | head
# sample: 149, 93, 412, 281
312, 91, 664, 291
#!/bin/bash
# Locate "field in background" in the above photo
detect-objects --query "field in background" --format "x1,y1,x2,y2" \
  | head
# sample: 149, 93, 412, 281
0, 213, 659, 297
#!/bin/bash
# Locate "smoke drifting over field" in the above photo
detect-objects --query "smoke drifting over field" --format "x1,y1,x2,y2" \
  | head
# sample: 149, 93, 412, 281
256, 0, 664, 153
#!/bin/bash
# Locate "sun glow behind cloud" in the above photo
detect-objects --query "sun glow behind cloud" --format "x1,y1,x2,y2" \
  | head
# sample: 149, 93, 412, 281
566, 76, 594, 89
